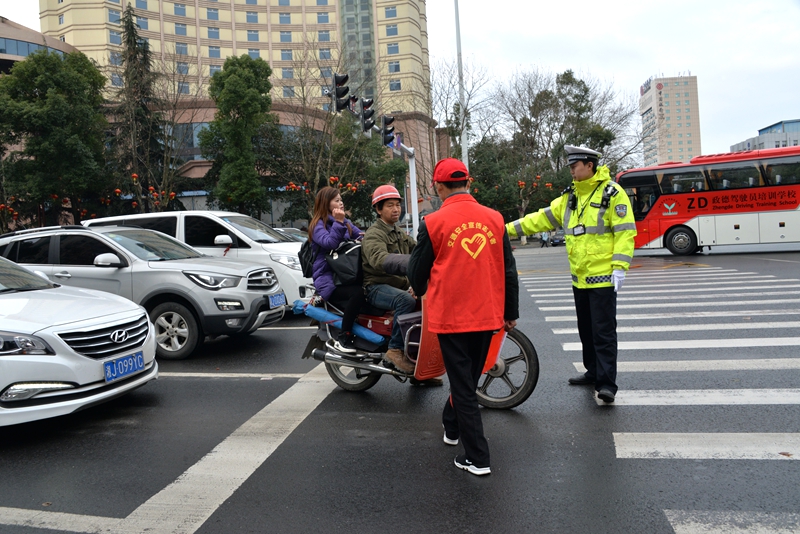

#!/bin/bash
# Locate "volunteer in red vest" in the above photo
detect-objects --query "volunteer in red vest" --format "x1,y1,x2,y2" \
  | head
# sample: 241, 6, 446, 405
409, 158, 519, 476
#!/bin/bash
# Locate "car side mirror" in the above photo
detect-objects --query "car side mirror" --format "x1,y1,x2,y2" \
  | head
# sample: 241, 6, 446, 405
33, 270, 50, 280
94, 253, 124, 268
214, 234, 233, 246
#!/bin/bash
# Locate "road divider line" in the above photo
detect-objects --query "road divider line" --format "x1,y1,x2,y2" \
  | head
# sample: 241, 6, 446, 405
542, 298, 800, 312
562, 337, 800, 351
594, 388, 800, 406
159, 372, 306, 379
538, 289, 800, 304
664, 510, 800, 534
613, 433, 800, 460
573, 358, 800, 372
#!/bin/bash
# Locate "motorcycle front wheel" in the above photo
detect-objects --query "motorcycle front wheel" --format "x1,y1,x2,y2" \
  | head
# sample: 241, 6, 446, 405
325, 361, 383, 392
476, 328, 539, 409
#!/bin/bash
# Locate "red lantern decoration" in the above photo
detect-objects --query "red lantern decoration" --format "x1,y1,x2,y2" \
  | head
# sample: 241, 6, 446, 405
169, 192, 176, 199
131, 173, 139, 180
536, 174, 541, 181
51, 194, 59, 200
132, 201, 138, 208
148, 186, 155, 192
90, 213, 96, 218
154, 201, 160, 206
114, 188, 122, 196
0, 204, 5, 210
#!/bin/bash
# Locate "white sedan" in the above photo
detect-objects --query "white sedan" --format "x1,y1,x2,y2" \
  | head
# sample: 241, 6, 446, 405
0, 257, 158, 427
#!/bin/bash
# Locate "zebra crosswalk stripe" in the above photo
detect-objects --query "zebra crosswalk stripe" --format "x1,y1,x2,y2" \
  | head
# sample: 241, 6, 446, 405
664, 510, 800, 534
593, 388, 800, 406
613, 433, 800, 460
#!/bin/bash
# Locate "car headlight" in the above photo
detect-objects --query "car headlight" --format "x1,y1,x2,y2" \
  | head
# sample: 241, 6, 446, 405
184, 272, 242, 290
270, 254, 302, 271
0, 332, 54, 356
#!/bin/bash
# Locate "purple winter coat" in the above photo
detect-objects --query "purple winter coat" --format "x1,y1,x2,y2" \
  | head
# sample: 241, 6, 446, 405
311, 216, 364, 301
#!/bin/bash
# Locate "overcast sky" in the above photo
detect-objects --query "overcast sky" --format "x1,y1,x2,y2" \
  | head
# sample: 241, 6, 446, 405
2, 0, 799, 154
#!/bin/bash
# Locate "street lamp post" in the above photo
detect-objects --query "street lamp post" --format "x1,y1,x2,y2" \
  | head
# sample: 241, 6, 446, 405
454, 0, 468, 170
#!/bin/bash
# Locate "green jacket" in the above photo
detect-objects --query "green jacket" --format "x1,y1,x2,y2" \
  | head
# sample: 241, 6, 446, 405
362, 218, 416, 289
506, 165, 637, 289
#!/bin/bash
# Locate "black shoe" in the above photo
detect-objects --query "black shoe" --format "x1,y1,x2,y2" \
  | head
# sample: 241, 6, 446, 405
568, 374, 595, 386
597, 388, 615, 403
410, 377, 444, 387
454, 455, 490, 476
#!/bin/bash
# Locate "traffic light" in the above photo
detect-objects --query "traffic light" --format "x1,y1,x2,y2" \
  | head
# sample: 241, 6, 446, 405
329, 73, 349, 112
360, 98, 375, 134
380, 115, 395, 146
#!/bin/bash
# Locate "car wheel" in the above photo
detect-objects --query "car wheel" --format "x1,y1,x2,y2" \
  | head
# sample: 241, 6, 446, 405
149, 302, 201, 360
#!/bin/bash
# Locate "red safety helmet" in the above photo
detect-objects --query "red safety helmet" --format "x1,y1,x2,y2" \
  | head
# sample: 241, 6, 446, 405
371, 184, 402, 206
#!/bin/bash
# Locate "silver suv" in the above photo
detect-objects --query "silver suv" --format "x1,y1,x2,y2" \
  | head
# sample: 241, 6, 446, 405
0, 225, 286, 360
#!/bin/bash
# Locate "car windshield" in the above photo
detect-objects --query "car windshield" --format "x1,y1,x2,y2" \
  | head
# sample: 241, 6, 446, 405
0, 257, 54, 292
105, 229, 203, 260
222, 215, 295, 243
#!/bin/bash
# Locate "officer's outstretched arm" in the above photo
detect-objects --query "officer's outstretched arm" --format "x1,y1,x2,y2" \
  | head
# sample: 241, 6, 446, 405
506, 198, 564, 238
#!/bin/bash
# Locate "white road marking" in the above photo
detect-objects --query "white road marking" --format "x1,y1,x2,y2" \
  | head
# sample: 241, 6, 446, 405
545, 309, 800, 322
613, 433, 800, 460
518, 267, 727, 281
562, 337, 800, 351
537, 289, 800, 304
664, 510, 800, 534
526, 277, 798, 294
555, 321, 800, 334
572, 358, 800, 372
541, 298, 800, 312
159, 372, 306, 379
0, 364, 336, 534
594, 388, 800, 406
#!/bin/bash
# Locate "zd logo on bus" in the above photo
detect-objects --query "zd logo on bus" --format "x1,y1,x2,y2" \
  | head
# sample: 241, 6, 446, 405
662, 201, 679, 216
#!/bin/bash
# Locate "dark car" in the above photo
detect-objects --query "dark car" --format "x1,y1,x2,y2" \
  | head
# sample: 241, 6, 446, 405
551, 230, 566, 246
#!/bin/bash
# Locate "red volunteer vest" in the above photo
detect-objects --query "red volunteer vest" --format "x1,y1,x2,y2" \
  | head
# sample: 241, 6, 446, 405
424, 194, 506, 334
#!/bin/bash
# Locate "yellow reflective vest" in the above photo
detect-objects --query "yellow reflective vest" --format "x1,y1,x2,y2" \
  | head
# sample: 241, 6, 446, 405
506, 166, 637, 289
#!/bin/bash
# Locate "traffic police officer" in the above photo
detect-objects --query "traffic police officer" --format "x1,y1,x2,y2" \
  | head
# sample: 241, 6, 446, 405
506, 145, 636, 403
409, 158, 519, 475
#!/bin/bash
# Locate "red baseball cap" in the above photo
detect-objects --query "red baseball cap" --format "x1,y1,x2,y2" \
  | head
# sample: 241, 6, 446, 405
432, 158, 469, 183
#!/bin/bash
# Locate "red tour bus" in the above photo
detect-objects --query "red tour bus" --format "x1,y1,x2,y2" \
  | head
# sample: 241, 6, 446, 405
616, 146, 800, 255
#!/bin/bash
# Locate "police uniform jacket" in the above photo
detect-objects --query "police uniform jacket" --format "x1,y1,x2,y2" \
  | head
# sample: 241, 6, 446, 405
409, 193, 519, 334
506, 165, 637, 289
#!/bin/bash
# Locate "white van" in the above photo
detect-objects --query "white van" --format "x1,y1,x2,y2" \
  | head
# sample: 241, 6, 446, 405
83, 211, 314, 307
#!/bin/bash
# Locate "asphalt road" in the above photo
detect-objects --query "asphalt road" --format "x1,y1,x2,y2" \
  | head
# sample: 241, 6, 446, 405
2, 244, 799, 533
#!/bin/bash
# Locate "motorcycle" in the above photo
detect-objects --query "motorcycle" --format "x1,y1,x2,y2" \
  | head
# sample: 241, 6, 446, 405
300, 298, 539, 409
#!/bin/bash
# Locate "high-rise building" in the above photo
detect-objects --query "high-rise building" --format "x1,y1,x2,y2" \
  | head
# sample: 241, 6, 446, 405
730, 120, 800, 152
639, 75, 702, 166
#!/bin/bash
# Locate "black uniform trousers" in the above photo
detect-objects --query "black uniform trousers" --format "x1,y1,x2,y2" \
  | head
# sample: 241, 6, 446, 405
439, 330, 495, 468
572, 286, 618, 394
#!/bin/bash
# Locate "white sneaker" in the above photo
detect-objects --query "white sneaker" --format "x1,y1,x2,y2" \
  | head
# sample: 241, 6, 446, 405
454, 455, 491, 476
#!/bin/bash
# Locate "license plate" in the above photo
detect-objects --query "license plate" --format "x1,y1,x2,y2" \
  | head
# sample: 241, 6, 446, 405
104, 351, 145, 383
269, 292, 287, 308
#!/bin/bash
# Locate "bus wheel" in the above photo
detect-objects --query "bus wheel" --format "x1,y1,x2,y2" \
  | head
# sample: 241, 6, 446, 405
665, 227, 697, 255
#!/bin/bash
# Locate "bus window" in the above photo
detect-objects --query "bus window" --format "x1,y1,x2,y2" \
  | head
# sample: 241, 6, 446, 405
763, 157, 800, 185
627, 184, 660, 221
658, 170, 705, 194
706, 162, 762, 190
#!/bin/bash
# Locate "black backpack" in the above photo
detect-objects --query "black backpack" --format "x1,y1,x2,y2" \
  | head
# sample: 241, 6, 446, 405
299, 238, 316, 279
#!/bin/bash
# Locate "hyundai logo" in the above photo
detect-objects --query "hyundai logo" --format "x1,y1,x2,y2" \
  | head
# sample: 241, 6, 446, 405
110, 330, 129, 343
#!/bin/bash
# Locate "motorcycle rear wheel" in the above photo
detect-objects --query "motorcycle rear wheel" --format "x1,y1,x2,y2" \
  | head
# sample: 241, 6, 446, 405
325, 361, 383, 392
476, 329, 539, 409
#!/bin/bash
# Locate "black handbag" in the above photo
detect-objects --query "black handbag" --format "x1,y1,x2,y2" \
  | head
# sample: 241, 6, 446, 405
325, 240, 362, 286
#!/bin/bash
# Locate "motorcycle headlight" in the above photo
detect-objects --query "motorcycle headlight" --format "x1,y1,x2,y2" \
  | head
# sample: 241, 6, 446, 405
0, 332, 54, 356
270, 254, 302, 271
184, 272, 242, 290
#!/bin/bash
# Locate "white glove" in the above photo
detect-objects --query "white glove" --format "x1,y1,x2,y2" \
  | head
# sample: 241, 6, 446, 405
612, 270, 625, 292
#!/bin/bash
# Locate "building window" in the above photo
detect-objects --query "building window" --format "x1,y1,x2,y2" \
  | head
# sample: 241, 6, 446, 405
59, 14, 65, 24
685, 109, 690, 113
247, 12, 258, 23
387, 42, 399, 55
684, 81, 689, 85
389, 79, 401, 91
319, 48, 331, 59
248, 49, 259, 59
178, 81, 190, 94
362, 33, 371, 45
281, 49, 292, 60
388, 60, 400, 73
664, 101, 669, 106
675, 81, 679, 86
136, 0, 147, 9
111, 73, 123, 87
137, 17, 148, 30
677, 123, 682, 128
685, 122, 691, 127
279, 13, 291, 24
385, 6, 396, 18
280, 31, 292, 42
108, 9, 120, 23
175, 23, 186, 35
282, 67, 293, 79
322, 103, 330, 111
247, 30, 259, 41
279, 0, 289, 5
318, 30, 330, 42
174, 3, 186, 16
207, 8, 218, 20
177, 61, 189, 74
317, 0, 328, 4
317, 12, 329, 23
320, 67, 331, 78
210, 65, 221, 75
176, 42, 188, 55
110, 30, 122, 45
687, 140, 692, 145
208, 27, 219, 39
246, 0, 257, 4
386, 24, 398, 36
667, 142, 672, 146
209, 45, 220, 58
686, 133, 691, 137
283, 86, 295, 97
110, 52, 122, 66
685, 100, 690, 105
